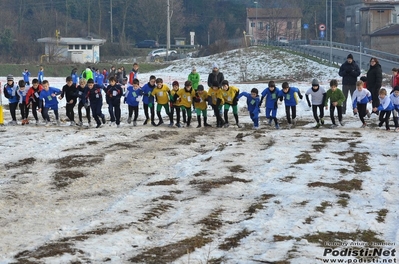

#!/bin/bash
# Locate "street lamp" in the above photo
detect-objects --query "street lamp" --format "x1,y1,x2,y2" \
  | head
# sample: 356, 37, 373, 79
254, 1, 258, 45
110, 0, 113, 43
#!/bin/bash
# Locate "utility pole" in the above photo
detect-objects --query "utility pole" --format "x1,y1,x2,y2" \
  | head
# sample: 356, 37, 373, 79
110, 0, 113, 43
167, 0, 170, 60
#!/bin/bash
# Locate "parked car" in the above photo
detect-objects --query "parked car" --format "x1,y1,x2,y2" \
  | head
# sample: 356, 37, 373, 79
277, 36, 289, 45
148, 49, 177, 61
135, 40, 159, 48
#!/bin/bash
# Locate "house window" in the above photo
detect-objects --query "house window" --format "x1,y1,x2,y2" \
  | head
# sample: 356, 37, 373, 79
287, 21, 292, 30
81, 45, 87, 50
251, 22, 255, 28
69, 45, 73, 50
258, 22, 263, 30
87, 45, 93, 50
75, 45, 79, 49
346, 16, 352, 26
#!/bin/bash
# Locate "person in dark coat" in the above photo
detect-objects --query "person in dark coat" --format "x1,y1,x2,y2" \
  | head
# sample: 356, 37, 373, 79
207, 63, 224, 88
338, 53, 360, 115
366, 57, 383, 114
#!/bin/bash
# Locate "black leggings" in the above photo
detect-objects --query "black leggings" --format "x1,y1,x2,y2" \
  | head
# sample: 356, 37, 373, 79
9, 102, 18, 121
128, 105, 139, 121
42, 108, 59, 121
357, 103, 367, 124
329, 104, 343, 125
143, 103, 155, 122
378, 110, 391, 129
78, 102, 91, 123
285, 105, 297, 124
65, 103, 76, 122
19, 103, 29, 119
312, 104, 324, 123
31, 101, 45, 121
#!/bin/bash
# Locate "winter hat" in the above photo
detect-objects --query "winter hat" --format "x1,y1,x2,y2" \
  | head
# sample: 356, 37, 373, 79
172, 80, 179, 87
212, 81, 219, 87
394, 86, 399, 92
347, 54, 353, 60
192, 66, 196, 71
312, 78, 319, 86
7, 74, 14, 81
212, 62, 218, 69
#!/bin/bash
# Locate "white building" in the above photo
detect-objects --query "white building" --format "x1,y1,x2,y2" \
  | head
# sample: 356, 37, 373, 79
37, 37, 106, 63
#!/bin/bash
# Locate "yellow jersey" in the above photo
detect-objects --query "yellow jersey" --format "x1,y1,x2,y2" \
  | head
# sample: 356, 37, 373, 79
221, 85, 239, 105
151, 84, 170, 105
177, 88, 196, 108
194, 90, 208, 110
207, 87, 224, 105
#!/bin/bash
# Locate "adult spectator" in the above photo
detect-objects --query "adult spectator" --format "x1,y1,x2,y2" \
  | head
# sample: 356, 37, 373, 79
207, 63, 224, 88
367, 57, 382, 114
339, 54, 360, 115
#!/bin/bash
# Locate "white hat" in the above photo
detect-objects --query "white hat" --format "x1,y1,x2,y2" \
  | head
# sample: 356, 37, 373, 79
212, 63, 218, 69
192, 66, 196, 71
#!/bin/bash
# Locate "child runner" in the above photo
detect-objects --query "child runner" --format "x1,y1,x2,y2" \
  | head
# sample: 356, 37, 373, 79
305, 78, 327, 128
17, 80, 29, 125
141, 75, 156, 126
59, 76, 78, 126
22, 69, 30, 86
324, 79, 346, 128
124, 78, 142, 126
390, 86, 399, 132
76, 78, 91, 126
176, 80, 196, 127
129, 63, 139, 85
207, 81, 225, 128
151, 78, 173, 126
38, 80, 62, 126
352, 80, 372, 128
188, 66, 200, 91
238, 88, 261, 129
26, 78, 44, 125
170, 81, 183, 127
260, 80, 280, 129
105, 76, 123, 127
85, 78, 106, 128
278, 82, 303, 129
193, 85, 212, 128
38, 66, 44, 84
221, 80, 242, 128
3, 74, 19, 125
372, 88, 394, 131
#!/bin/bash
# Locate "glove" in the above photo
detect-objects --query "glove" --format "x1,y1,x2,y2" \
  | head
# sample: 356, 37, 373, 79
299, 95, 303, 100
148, 103, 153, 108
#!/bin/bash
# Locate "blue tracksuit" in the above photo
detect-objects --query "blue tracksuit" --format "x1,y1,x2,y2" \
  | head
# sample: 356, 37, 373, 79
96, 73, 104, 87
141, 82, 155, 105
238, 92, 260, 127
39, 87, 62, 110
3, 83, 20, 104
124, 86, 143, 107
72, 72, 79, 85
261, 87, 280, 118
278, 87, 302, 106
86, 85, 105, 125
23, 71, 30, 83
38, 70, 44, 84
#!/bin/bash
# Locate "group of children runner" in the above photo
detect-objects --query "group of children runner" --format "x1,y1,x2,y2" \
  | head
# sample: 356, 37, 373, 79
2, 70, 399, 131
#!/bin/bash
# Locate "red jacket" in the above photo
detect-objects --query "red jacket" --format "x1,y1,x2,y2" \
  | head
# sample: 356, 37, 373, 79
25, 84, 43, 104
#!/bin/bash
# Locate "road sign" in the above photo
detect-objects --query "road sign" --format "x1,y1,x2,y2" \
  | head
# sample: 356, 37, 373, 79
303, 24, 309, 29
320, 30, 325, 38
319, 24, 326, 31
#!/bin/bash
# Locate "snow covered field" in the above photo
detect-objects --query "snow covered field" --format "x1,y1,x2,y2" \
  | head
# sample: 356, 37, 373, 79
0, 47, 398, 264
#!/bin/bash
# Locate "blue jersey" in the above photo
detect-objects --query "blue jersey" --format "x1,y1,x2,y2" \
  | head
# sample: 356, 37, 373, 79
38, 70, 44, 83
261, 87, 280, 109
39, 87, 61, 109
125, 86, 143, 106
3, 83, 20, 104
86, 85, 103, 104
352, 88, 372, 108
22, 71, 30, 82
278, 87, 302, 106
141, 82, 155, 104
72, 72, 79, 84
95, 73, 104, 86
238, 92, 260, 114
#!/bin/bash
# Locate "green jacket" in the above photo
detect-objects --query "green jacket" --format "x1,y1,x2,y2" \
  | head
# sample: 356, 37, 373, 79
325, 88, 345, 106
188, 72, 200, 90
